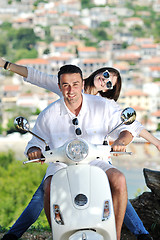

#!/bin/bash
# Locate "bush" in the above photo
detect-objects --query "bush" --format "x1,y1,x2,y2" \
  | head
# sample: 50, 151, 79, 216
0, 153, 48, 228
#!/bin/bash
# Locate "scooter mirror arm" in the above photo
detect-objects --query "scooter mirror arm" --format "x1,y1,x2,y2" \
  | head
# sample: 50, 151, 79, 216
103, 121, 124, 145
28, 130, 46, 144
27, 130, 50, 150
14, 116, 50, 151
103, 107, 136, 145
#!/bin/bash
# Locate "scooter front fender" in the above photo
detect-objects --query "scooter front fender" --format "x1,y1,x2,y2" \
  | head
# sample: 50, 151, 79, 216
50, 165, 116, 240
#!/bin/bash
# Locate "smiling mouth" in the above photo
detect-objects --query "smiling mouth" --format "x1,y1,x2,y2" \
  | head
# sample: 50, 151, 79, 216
68, 94, 76, 99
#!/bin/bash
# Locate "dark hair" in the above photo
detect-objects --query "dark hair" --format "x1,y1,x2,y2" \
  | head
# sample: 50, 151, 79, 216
58, 64, 83, 84
84, 67, 121, 101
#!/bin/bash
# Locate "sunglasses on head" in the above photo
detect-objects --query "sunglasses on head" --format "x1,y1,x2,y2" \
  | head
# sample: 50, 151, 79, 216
103, 70, 113, 90
72, 118, 82, 136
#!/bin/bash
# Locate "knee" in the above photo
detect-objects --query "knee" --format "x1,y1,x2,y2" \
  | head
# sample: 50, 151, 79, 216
108, 170, 127, 193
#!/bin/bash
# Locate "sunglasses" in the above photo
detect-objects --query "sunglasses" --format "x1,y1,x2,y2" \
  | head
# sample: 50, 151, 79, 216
103, 70, 113, 89
72, 118, 82, 136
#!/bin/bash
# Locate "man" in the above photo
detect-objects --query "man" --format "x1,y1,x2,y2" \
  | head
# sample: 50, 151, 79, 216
25, 64, 134, 240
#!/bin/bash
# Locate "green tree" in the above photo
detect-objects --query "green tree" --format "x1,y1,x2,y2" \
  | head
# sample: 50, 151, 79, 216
43, 48, 50, 55
82, 37, 98, 47
14, 48, 38, 61
122, 42, 128, 49
33, 108, 41, 115
81, 0, 95, 9
13, 28, 38, 50
129, 25, 146, 37
0, 40, 7, 56
44, 26, 53, 44
0, 151, 15, 169
99, 21, 110, 28
7, 28, 18, 42
152, 19, 160, 41
0, 123, 3, 134
4, 106, 35, 134
6, 117, 17, 134
0, 155, 48, 227
91, 28, 110, 41
0, 22, 12, 30
34, 0, 48, 7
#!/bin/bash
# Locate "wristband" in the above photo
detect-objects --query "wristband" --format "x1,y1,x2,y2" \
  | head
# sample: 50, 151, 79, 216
4, 61, 10, 70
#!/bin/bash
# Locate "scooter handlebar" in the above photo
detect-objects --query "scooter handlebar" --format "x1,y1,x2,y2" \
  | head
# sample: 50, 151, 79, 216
23, 144, 132, 165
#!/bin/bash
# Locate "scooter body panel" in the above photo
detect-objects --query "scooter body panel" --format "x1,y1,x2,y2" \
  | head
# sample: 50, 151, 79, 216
50, 165, 116, 240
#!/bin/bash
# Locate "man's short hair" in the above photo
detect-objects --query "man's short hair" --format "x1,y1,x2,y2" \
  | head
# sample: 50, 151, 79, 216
58, 64, 83, 84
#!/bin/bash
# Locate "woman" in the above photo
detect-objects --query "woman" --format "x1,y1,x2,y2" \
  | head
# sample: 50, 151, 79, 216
1, 58, 157, 240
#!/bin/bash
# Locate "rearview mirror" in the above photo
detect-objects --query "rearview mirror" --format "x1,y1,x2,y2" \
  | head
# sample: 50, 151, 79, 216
14, 116, 29, 133
121, 107, 136, 125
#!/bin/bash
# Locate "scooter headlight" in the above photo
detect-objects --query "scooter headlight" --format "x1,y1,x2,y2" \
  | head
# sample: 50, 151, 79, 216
66, 139, 89, 162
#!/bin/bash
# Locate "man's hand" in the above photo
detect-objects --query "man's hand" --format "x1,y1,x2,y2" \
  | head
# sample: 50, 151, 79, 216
111, 130, 133, 156
111, 141, 126, 156
27, 146, 42, 162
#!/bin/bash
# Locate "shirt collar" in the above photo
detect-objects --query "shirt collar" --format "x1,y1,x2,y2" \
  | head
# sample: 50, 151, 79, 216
60, 93, 87, 117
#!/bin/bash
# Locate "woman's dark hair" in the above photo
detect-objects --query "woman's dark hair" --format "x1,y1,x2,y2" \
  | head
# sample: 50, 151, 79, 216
84, 67, 121, 101
58, 64, 83, 84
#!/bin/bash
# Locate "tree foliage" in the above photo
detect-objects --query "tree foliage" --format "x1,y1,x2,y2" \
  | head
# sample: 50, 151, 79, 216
33, 0, 48, 7
91, 28, 109, 41
0, 40, 7, 56
99, 21, 110, 28
81, 0, 95, 9
4, 106, 37, 134
14, 48, 38, 62
0, 151, 48, 228
13, 28, 38, 50
0, 24, 39, 61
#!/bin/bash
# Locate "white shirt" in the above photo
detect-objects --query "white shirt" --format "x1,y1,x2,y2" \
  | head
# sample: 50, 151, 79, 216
25, 94, 138, 155
24, 66, 62, 97
24, 67, 144, 137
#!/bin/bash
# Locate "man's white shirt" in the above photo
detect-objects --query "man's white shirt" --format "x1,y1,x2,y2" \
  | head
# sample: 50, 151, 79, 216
25, 93, 138, 155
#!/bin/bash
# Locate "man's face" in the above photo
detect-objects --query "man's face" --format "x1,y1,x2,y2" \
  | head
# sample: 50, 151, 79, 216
58, 73, 84, 106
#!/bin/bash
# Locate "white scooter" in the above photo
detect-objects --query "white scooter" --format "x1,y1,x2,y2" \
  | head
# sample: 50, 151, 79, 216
14, 107, 136, 240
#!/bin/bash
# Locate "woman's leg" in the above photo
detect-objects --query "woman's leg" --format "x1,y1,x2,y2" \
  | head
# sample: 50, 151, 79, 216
124, 200, 149, 236
2, 177, 45, 239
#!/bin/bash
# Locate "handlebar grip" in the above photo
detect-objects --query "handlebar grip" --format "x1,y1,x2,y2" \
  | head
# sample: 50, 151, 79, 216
111, 150, 132, 155
23, 157, 46, 164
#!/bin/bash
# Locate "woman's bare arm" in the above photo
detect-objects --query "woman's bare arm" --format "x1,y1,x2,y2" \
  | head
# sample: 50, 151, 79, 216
139, 129, 160, 151
0, 57, 28, 78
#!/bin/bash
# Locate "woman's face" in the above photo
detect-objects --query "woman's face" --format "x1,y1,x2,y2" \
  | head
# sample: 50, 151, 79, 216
93, 72, 117, 92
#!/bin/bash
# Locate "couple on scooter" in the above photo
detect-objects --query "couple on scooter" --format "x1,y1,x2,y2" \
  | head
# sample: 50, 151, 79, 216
1, 58, 155, 240
25, 64, 135, 240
